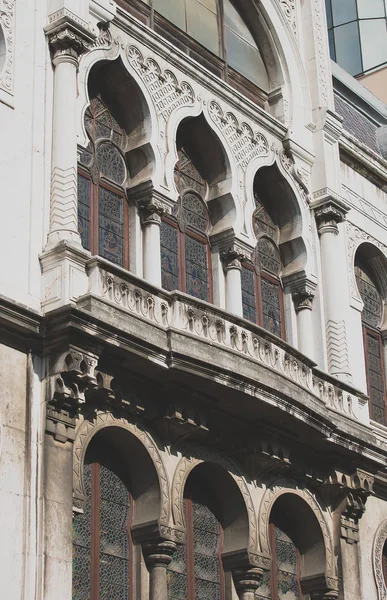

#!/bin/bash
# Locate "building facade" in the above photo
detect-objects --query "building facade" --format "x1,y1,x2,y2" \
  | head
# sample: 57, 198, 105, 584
1, 1, 387, 599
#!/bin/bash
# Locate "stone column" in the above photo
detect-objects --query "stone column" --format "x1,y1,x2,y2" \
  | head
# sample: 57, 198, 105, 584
44, 17, 95, 248
233, 567, 263, 600
312, 195, 350, 381
220, 243, 253, 318
143, 540, 177, 600
291, 281, 316, 359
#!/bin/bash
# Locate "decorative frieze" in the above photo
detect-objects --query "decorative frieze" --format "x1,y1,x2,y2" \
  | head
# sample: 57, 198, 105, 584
0, 0, 15, 105
278, 0, 297, 36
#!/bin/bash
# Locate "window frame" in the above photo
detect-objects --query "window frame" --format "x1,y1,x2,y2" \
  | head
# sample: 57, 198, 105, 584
362, 325, 387, 425
117, 0, 268, 108
268, 523, 303, 600
78, 164, 130, 270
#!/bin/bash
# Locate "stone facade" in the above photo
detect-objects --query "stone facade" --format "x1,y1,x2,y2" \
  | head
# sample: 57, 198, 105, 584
1, 1, 387, 599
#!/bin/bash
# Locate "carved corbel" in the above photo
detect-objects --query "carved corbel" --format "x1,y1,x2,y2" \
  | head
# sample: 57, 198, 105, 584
154, 395, 209, 446
46, 346, 99, 442
44, 9, 97, 63
216, 236, 253, 272
85, 371, 145, 416
223, 550, 271, 600
129, 181, 173, 227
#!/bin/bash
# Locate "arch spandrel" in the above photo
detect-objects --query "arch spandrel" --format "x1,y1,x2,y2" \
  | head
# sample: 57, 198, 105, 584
73, 412, 170, 528
258, 477, 337, 585
172, 447, 257, 554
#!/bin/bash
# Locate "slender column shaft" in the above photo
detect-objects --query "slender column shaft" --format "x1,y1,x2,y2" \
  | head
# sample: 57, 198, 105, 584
296, 304, 314, 358
144, 540, 177, 600
225, 262, 243, 317
143, 217, 162, 287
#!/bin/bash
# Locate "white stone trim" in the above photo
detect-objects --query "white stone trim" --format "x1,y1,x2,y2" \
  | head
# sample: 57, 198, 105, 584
0, 0, 15, 107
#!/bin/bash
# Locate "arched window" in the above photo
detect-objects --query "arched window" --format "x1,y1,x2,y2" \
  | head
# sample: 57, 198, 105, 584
78, 95, 129, 268
355, 260, 387, 425
126, 0, 269, 104
167, 485, 224, 599
255, 524, 302, 600
241, 195, 285, 339
160, 147, 212, 302
72, 444, 133, 600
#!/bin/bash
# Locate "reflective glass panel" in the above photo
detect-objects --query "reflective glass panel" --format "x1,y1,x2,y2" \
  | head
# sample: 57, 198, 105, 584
366, 331, 386, 425
224, 0, 269, 89
192, 500, 222, 600
154, 0, 186, 29
78, 174, 91, 251
261, 278, 282, 338
355, 265, 383, 328
331, 0, 357, 26
98, 186, 124, 266
185, 235, 209, 301
242, 266, 257, 324
359, 19, 387, 71
325, 0, 333, 29
333, 21, 362, 75
328, 29, 336, 60
357, 0, 385, 19
160, 221, 179, 291
187, 0, 220, 56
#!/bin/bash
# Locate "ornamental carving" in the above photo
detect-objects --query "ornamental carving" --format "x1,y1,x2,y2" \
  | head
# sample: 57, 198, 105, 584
346, 221, 387, 305
258, 478, 337, 583
373, 519, 387, 600
312, 0, 328, 105
208, 100, 269, 170
172, 447, 258, 551
73, 411, 170, 523
278, 0, 297, 36
0, 0, 15, 102
126, 45, 195, 123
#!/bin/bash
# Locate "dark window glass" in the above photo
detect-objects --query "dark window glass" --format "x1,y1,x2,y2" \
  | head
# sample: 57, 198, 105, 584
257, 238, 281, 276
261, 277, 282, 338
161, 221, 179, 291
328, 29, 336, 60
355, 265, 383, 328
78, 174, 91, 251
98, 187, 124, 266
72, 458, 132, 600
181, 193, 209, 233
167, 542, 188, 600
333, 21, 362, 75
253, 195, 276, 240
242, 266, 257, 323
325, 0, 333, 29
96, 143, 126, 186
175, 148, 207, 197
383, 540, 387, 586
185, 236, 209, 301
365, 331, 386, 425
331, 0, 357, 26
359, 18, 387, 72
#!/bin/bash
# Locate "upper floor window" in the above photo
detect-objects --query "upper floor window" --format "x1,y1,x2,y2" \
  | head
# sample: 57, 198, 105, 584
241, 195, 285, 339
355, 261, 387, 425
160, 147, 212, 302
167, 487, 224, 599
78, 96, 129, 268
72, 445, 133, 600
255, 523, 302, 600
122, 0, 269, 104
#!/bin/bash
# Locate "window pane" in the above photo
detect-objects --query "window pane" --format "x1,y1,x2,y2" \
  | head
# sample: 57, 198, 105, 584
257, 238, 281, 276
328, 29, 336, 60
192, 500, 222, 600
359, 19, 387, 71
274, 526, 300, 600
325, 0, 333, 29
331, 0, 357, 26
185, 236, 209, 301
72, 463, 92, 600
98, 186, 124, 266
161, 221, 179, 291
186, 0, 220, 56
254, 569, 272, 599
78, 174, 91, 251
96, 143, 126, 186
366, 332, 386, 425
154, 0, 186, 30
175, 147, 207, 197
99, 465, 130, 600
357, 0, 385, 18
333, 21, 362, 75
181, 193, 209, 233
241, 266, 257, 324
224, 0, 269, 89
261, 278, 282, 338
167, 543, 187, 600
355, 265, 383, 328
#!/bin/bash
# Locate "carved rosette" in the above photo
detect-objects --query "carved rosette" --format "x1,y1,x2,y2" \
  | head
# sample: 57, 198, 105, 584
0, 0, 15, 101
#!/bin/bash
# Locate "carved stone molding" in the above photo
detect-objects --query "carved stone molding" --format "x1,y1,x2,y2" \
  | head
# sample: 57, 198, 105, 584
220, 241, 253, 271
285, 275, 317, 313
45, 9, 96, 61
0, 0, 15, 104
312, 189, 349, 234
73, 411, 170, 522
126, 44, 195, 123
154, 403, 209, 446
172, 447, 258, 551
208, 100, 269, 170
312, 0, 329, 105
279, 149, 310, 207
130, 181, 173, 227
258, 478, 337, 583
373, 519, 387, 600
278, 0, 297, 36
143, 540, 177, 567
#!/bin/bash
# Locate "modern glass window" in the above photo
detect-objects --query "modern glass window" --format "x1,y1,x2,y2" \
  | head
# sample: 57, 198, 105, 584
326, 0, 387, 76
78, 96, 129, 268
355, 262, 387, 425
167, 489, 224, 600
123, 0, 269, 101
160, 147, 212, 302
255, 524, 302, 600
72, 448, 133, 600
241, 195, 285, 339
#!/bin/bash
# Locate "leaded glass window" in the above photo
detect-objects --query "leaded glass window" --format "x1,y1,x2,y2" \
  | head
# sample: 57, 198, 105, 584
356, 262, 387, 425
241, 197, 284, 338
78, 95, 129, 269
167, 495, 224, 600
161, 146, 212, 301
72, 453, 132, 600
254, 524, 302, 600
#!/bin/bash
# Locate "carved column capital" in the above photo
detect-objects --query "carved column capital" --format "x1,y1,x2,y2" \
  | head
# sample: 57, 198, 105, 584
130, 182, 173, 227
311, 189, 350, 235
219, 241, 253, 271
143, 540, 177, 568
45, 10, 96, 62
284, 274, 317, 313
